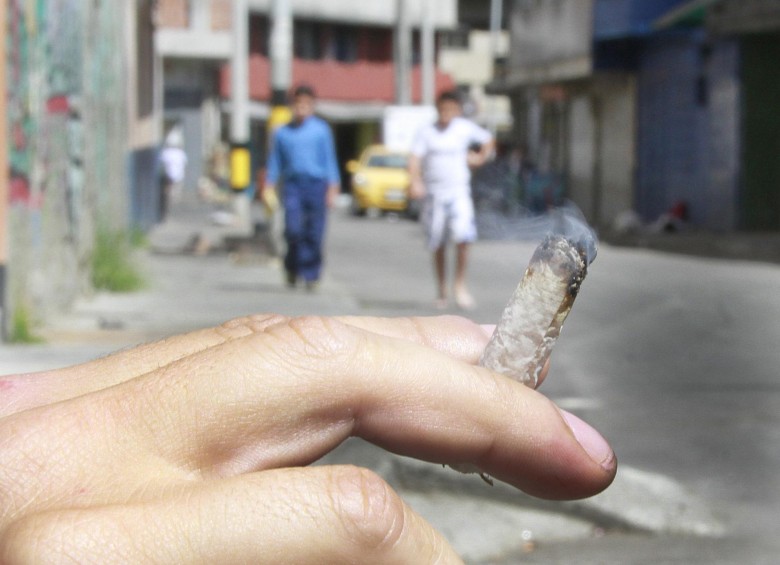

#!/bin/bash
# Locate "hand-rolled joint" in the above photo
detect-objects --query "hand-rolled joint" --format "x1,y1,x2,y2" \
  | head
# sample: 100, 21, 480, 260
479, 234, 594, 388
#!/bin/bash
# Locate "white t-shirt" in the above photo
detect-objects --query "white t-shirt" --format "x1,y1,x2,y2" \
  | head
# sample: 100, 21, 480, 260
411, 116, 492, 197
161, 146, 188, 184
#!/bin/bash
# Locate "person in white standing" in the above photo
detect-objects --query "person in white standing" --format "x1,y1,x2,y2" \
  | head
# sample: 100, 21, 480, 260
409, 90, 495, 309
159, 129, 188, 220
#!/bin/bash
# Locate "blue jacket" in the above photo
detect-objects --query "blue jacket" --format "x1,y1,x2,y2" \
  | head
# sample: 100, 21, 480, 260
266, 115, 341, 186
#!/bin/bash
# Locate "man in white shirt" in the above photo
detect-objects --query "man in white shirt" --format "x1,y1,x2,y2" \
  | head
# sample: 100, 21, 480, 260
409, 90, 495, 309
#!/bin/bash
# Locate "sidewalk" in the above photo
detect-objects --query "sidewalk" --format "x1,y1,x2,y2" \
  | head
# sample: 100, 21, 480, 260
602, 228, 780, 265
0, 194, 351, 373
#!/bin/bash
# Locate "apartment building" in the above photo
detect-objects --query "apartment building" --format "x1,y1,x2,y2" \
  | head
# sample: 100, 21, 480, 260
155, 0, 459, 194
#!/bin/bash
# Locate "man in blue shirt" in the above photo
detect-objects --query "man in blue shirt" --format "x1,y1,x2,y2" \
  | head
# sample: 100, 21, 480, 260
265, 85, 341, 290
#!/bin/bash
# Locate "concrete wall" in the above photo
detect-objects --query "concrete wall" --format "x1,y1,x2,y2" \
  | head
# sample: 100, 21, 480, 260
3, 1, 135, 337
247, 0, 457, 28
566, 74, 636, 229
597, 73, 636, 227
506, 0, 594, 85
705, 41, 739, 231
438, 30, 512, 130
567, 94, 596, 220
157, 0, 459, 60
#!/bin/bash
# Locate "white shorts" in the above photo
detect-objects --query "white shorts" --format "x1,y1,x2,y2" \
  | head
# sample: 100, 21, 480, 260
422, 193, 477, 250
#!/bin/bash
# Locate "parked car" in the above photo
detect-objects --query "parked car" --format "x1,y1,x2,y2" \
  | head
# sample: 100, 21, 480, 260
346, 145, 417, 218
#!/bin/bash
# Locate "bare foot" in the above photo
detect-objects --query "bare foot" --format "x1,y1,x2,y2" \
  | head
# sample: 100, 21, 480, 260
454, 288, 475, 310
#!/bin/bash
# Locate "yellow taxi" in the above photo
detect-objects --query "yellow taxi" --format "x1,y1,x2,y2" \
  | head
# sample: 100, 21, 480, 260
346, 145, 414, 217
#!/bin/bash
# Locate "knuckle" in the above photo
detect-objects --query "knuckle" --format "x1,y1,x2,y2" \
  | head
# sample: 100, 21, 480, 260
219, 313, 289, 335
328, 466, 407, 553
274, 315, 360, 364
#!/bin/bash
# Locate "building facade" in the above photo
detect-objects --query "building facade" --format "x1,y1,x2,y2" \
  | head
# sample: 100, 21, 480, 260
155, 0, 460, 198
495, 0, 780, 232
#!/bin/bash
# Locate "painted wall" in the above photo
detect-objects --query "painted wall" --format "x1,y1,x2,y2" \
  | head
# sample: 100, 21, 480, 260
594, 0, 688, 39
636, 31, 739, 230
4, 0, 132, 336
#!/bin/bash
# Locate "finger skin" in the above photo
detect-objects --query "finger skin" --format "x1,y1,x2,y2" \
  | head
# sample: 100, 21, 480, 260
0, 314, 614, 528
0, 314, 290, 416
0, 313, 615, 564
0, 315, 488, 417
91, 315, 614, 499
1, 466, 463, 565
0, 315, 496, 521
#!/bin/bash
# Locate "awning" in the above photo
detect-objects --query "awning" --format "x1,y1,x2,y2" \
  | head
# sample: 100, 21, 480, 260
654, 0, 722, 30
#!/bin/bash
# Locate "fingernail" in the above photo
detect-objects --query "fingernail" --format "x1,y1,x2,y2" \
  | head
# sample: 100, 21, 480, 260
480, 324, 496, 338
560, 409, 615, 471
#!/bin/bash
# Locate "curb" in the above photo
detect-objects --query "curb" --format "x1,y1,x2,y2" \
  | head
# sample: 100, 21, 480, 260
388, 457, 724, 537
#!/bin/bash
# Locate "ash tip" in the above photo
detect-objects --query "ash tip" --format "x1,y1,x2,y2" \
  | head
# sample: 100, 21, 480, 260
575, 236, 598, 266
549, 204, 598, 265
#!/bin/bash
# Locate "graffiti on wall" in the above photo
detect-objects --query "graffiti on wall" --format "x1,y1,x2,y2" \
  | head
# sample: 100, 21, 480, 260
7, 0, 84, 224
4, 0, 129, 323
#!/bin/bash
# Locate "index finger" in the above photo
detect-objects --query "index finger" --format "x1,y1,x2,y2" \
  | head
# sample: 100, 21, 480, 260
89, 316, 615, 500
1, 315, 491, 416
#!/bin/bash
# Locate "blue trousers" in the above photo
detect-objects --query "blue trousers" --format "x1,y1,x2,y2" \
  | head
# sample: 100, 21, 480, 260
283, 177, 328, 282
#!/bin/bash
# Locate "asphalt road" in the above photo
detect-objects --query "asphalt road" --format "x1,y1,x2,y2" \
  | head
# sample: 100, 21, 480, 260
324, 208, 780, 563
2, 200, 779, 563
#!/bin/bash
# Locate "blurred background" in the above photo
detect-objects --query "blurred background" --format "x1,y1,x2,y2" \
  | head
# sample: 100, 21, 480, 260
1, 1, 779, 563
3, 0, 780, 332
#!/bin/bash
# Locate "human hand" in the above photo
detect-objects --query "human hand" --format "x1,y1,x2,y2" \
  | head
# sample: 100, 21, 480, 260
261, 184, 280, 214
0, 315, 615, 563
466, 150, 487, 169
326, 184, 340, 208
409, 178, 426, 200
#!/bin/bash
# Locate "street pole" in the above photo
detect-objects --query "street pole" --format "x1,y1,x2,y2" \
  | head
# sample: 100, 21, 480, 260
230, 0, 251, 233
488, 0, 503, 134
0, 0, 8, 339
489, 0, 503, 58
421, 0, 435, 106
394, 0, 412, 105
268, 0, 293, 148
270, 0, 293, 108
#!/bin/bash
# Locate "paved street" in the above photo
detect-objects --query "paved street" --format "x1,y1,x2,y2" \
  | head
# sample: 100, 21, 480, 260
2, 198, 779, 563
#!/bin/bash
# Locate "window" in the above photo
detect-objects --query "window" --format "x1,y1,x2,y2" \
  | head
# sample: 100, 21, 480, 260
331, 25, 358, 63
367, 154, 408, 169
294, 21, 323, 60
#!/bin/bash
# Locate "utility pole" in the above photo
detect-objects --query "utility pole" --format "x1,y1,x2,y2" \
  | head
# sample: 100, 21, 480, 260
0, 0, 8, 339
488, 0, 504, 134
264, 0, 293, 258
421, 0, 435, 106
270, 0, 293, 109
230, 0, 251, 232
394, 0, 412, 105
268, 0, 293, 138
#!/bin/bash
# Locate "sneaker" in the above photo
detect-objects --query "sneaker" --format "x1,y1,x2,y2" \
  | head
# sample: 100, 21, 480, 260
286, 271, 297, 288
454, 288, 476, 310
305, 280, 319, 292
